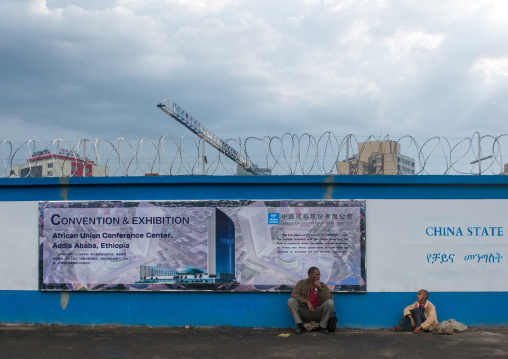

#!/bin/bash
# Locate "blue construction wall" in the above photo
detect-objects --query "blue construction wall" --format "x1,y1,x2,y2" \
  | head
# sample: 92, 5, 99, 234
1, 175, 507, 328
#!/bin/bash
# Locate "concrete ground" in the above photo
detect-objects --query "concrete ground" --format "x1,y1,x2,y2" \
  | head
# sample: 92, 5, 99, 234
1, 324, 508, 358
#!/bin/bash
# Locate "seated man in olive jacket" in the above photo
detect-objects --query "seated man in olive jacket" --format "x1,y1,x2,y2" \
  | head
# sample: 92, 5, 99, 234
287, 267, 334, 334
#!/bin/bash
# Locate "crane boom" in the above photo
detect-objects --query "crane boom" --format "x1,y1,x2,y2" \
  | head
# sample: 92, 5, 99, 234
157, 99, 264, 175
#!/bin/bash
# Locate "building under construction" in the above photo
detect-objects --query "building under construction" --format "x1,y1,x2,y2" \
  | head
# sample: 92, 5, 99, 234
337, 140, 415, 175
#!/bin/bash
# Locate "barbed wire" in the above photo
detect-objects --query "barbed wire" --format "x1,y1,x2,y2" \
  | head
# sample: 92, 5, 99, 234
2, 132, 507, 177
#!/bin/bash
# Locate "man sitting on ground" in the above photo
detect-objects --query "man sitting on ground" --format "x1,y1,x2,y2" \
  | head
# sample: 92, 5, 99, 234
287, 267, 335, 334
391, 289, 438, 333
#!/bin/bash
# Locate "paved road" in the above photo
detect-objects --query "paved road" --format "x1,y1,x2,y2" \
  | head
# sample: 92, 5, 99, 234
1, 324, 508, 358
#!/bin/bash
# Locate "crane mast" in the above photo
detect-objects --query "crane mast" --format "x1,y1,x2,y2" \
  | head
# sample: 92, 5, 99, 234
157, 99, 264, 175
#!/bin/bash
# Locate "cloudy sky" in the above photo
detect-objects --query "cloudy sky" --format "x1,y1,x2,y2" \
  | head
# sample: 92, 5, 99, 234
1, 0, 508, 145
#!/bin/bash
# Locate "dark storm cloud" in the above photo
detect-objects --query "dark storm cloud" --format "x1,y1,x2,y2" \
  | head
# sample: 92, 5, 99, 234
1, 0, 508, 144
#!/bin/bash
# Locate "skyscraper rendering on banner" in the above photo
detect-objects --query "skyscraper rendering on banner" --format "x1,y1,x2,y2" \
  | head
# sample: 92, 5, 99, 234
215, 209, 235, 282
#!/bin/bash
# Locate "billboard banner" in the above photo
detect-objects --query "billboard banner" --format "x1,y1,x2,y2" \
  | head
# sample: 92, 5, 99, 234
39, 200, 366, 292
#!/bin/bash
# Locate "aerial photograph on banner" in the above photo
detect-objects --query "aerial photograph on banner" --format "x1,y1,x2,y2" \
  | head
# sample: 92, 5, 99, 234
39, 200, 366, 292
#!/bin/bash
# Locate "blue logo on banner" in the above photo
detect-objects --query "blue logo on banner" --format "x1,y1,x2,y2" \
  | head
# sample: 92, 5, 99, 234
268, 213, 279, 225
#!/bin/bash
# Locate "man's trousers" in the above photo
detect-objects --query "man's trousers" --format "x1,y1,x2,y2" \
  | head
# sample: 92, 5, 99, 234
287, 298, 335, 328
398, 308, 427, 330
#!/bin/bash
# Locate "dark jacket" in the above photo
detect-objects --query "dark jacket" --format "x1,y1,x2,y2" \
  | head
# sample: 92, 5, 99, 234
291, 278, 333, 306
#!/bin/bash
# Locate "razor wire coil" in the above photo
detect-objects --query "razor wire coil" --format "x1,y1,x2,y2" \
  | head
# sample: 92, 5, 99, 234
2, 132, 507, 177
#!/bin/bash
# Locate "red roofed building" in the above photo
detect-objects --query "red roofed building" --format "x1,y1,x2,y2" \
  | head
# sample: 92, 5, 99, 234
9, 149, 108, 178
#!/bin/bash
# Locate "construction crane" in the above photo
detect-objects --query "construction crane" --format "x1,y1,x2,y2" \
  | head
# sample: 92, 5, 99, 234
157, 99, 265, 175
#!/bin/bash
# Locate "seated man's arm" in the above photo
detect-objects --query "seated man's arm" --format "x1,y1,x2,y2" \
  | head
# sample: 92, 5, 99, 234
403, 302, 417, 317
317, 282, 333, 301
291, 281, 308, 305
403, 302, 418, 329
420, 305, 438, 330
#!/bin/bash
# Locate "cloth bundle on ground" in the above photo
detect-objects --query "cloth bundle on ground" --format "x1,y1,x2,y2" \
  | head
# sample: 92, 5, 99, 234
432, 319, 468, 334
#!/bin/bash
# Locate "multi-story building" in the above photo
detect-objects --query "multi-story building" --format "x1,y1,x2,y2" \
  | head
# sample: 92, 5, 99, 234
140, 265, 177, 279
337, 140, 415, 175
9, 148, 108, 178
